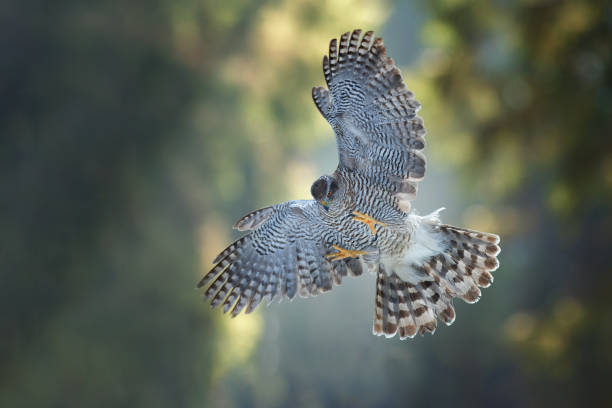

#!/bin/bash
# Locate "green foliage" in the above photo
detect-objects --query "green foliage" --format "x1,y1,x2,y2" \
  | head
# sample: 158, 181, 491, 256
0, 0, 265, 405
415, 0, 612, 406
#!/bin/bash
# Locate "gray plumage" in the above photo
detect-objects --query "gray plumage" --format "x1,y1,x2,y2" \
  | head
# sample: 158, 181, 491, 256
199, 30, 501, 339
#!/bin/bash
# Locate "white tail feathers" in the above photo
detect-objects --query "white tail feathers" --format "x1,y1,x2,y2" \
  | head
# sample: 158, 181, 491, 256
373, 221, 500, 339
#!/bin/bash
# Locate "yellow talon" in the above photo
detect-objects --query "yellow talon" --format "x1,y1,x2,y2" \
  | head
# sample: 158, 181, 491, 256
325, 245, 367, 261
352, 211, 387, 235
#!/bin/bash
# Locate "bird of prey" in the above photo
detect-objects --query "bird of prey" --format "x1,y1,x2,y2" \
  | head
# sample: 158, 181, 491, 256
199, 29, 500, 339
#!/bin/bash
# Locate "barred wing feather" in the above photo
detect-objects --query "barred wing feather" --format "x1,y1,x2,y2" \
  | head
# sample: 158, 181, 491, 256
313, 29, 426, 212
198, 201, 365, 316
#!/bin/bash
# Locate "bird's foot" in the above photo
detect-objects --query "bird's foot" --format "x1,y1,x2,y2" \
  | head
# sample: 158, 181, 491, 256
352, 211, 387, 235
325, 245, 367, 261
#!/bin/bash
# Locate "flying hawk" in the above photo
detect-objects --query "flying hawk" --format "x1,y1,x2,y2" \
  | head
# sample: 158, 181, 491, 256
199, 29, 501, 339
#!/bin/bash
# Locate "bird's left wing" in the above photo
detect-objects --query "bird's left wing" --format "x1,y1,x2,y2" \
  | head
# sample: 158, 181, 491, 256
198, 200, 367, 316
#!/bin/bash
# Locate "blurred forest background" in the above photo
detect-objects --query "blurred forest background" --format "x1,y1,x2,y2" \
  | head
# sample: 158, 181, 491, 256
1, 0, 611, 407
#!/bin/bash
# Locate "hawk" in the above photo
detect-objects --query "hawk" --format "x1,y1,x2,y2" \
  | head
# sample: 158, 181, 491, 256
199, 30, 501, 339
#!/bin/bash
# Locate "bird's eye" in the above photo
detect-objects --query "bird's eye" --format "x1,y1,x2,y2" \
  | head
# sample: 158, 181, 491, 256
327, 190, 333, 198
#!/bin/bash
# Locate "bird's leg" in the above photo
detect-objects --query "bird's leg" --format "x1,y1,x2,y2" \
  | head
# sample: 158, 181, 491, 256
352, 211, 387, 235
326, 245, 367, 261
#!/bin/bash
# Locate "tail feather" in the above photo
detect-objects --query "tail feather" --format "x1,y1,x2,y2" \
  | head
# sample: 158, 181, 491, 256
373, 270, 394, 337
373, 269, 437, 339
428, 253, 481, 303
417, 278, 455, 325
396, 284, 418, 339
373, 221, 500, 340
407, 282, 437, 336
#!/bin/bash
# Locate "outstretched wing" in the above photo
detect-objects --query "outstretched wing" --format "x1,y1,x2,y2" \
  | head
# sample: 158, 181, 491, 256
198, 200, 366, 316
312, 29, 426, 212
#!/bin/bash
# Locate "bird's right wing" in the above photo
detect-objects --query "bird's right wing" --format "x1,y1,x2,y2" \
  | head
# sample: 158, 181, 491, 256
313, 29, 426, 213
198, 200, 367, 316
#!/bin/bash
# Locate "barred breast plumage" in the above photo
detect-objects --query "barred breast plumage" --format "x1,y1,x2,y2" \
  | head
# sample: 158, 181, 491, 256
199, 29, 501, 340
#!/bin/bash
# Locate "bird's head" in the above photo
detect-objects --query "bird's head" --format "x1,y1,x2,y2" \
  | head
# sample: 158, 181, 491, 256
310, 175, 340, 211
